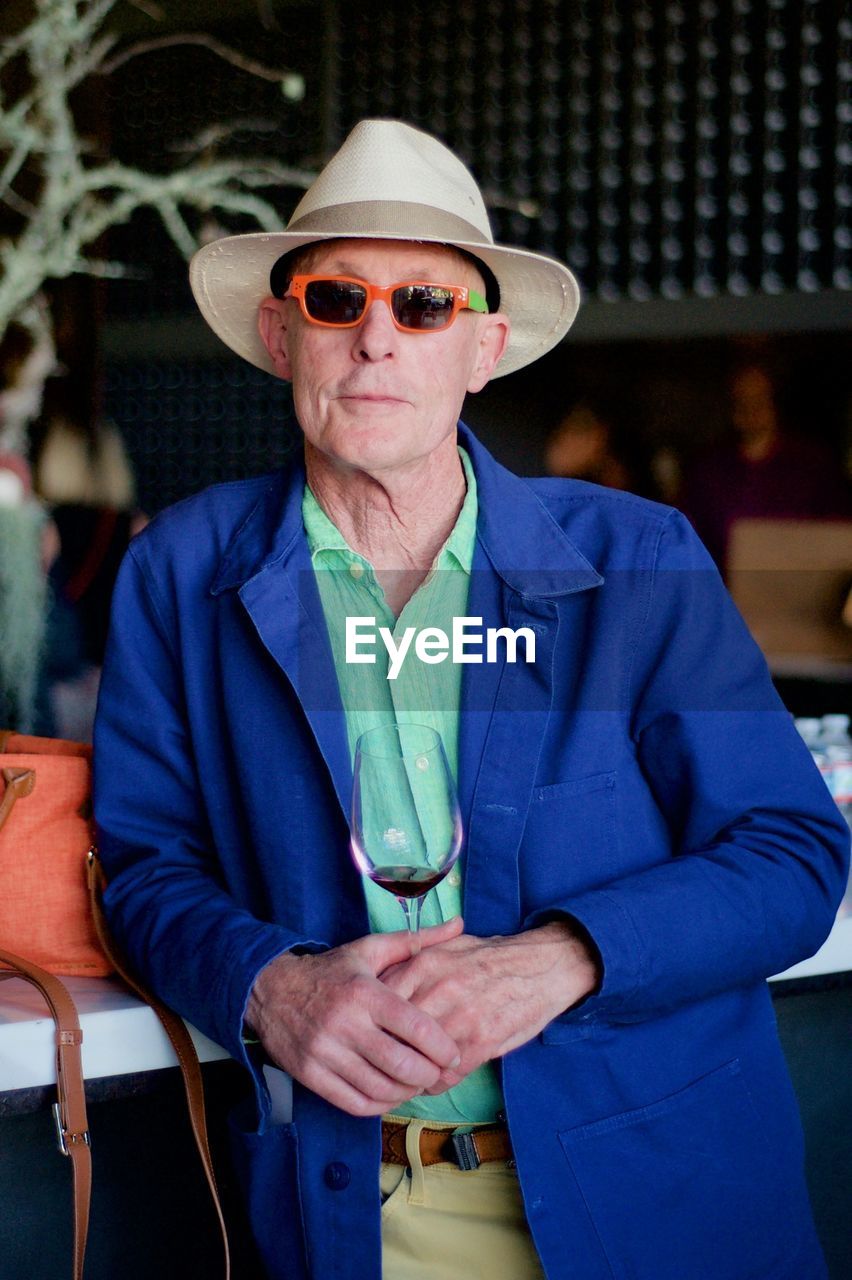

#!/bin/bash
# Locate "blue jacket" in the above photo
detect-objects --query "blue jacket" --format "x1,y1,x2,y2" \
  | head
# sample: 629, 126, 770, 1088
94, 425, 850, 1280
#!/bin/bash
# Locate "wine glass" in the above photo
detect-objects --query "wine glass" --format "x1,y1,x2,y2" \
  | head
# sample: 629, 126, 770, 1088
350, 723, 463, 954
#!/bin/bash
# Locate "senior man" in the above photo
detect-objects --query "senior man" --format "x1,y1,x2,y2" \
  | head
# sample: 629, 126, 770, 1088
94, 120, 849, 1280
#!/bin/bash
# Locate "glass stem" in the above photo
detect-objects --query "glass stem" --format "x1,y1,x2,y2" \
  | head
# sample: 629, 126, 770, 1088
397, 895, 424, 956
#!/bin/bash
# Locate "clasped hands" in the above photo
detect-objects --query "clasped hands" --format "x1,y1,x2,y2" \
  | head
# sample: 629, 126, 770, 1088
246, 917, 600, 1118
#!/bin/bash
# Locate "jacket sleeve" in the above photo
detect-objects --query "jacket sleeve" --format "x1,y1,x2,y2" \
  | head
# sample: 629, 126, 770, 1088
93, 543, 323, 1088
527, 508, 850, 1023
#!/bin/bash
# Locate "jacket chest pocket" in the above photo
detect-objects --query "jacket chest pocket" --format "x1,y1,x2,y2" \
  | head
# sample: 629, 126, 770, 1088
519, 772, 618, 911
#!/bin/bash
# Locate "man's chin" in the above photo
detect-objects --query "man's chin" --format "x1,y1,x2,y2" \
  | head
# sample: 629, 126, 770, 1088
305, 412, 458, 478
326, 417, 416, 469
326, 438, 434, 478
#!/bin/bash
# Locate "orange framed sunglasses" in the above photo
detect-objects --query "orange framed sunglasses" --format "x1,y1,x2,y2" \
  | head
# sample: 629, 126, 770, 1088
283, 274, 489, 333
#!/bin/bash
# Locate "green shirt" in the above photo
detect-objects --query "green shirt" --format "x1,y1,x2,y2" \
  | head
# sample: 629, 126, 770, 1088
303, 447, 503, 1122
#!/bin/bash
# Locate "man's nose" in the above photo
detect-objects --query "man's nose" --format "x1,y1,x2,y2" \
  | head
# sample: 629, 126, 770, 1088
351, 298, 398, 361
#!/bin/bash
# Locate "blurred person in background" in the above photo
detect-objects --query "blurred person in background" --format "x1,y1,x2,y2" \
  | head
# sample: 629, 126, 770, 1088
543, 402, 658, 497
0, 321, 58, 733
680, 359, 852, 574
29, 354, 147, 741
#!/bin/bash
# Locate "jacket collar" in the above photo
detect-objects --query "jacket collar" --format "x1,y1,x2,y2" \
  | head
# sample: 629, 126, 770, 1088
210, 450, 307, 596
458, 423, 603, 596
210, 424, 604, 598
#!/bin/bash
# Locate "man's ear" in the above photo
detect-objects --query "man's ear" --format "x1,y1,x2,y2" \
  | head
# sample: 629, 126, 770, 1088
257, 297, 292, 380
467, 314, 511, 394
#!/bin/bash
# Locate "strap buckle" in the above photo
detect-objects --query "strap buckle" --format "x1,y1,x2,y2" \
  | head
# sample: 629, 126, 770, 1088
52, 1103, 90, 1157
451, 1131, 481, 1171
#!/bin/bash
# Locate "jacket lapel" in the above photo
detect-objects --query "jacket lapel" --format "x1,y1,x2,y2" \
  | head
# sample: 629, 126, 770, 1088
210, 457, 353, 822
239, 555, 353, 821
457, 427, 603, 936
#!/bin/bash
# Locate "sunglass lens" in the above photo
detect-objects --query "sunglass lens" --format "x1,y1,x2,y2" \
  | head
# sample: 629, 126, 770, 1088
305, 280, 367, 325
393, 285, 455, 330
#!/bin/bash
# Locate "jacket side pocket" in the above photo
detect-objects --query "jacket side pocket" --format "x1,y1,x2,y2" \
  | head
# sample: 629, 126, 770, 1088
228, 1098, 310, 1280
558, 1059, 804, 1280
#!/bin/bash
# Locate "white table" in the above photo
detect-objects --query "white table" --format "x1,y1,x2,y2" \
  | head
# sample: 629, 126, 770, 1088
770, 910, 852, 982
0, 974, 229, 1095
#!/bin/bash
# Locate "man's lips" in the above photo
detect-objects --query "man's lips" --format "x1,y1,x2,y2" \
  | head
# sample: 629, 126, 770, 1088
337, 392, 409, 406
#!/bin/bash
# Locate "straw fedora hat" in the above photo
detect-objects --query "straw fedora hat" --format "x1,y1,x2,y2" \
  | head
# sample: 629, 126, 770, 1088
189, 119, 580, 379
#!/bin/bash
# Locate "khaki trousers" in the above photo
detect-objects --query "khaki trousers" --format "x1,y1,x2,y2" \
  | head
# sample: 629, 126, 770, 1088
379, 1117, 546, 1280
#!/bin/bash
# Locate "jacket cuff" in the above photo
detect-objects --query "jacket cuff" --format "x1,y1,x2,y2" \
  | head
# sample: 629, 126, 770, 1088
227, 927, 330, 1127
524, 888, 645, 1023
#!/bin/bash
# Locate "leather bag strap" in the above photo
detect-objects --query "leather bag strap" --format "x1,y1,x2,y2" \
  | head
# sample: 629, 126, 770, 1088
0, 950, 91, 1280
0, 765, 35, 834
86, 851, 230, 1279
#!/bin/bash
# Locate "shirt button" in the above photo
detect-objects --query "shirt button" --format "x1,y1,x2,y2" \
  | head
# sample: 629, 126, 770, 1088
448, 871, 461, 887
349, 562, 364, 580
324, 1161, 351, 1190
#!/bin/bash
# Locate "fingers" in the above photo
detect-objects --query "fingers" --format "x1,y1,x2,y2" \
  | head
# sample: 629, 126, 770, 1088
364, 916, 464, 975
255, 959, 461, 1117
373, 983, 461, 1074
248, 927, 468, 1119
298, 1059, 406, 1118
381, 926, 598, 1091
422, 915, 464, 943
380, 939, 468, 1004
272, 986, 461, 1117
422, 1073, 464, 1096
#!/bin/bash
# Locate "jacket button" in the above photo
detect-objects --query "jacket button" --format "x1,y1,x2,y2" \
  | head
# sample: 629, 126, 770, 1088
324, 1161, 351, 1190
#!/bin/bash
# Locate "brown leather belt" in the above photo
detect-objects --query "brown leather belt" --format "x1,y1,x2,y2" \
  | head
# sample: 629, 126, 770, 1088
381, 1119, 513, 1171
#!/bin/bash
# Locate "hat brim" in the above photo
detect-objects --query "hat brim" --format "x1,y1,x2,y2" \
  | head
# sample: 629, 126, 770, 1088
189, 229, 580, 379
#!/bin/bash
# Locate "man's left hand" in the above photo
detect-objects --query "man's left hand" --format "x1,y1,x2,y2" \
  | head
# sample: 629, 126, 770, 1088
379, 921, 600, 1092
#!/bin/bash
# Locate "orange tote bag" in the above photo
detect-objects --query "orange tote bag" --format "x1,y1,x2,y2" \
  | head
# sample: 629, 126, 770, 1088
0, 731, 112, 976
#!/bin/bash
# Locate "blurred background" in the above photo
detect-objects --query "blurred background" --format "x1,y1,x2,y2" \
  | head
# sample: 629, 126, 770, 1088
1, 6, 851, 1277
1, 0, 850, 733
3, 0, 844, 742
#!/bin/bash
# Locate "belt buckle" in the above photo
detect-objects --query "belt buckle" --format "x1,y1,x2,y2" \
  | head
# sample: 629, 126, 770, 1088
451, 1130, 481, 1171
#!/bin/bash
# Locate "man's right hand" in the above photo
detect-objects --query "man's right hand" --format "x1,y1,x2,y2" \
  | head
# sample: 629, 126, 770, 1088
244, 917, 464, 1116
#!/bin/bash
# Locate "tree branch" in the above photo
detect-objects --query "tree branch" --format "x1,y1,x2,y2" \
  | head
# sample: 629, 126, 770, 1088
153, 197, 197, 258
168, 117, 283, 156
76, 157, 313, 199
0, 136, 36, 201
96, 32, 294, 82
72, 0, 122, 48
124, 0, 165, 19
181, 190, 282, 234
0, 187, 37, 217
0, 0, 315, 343
65, 33, 121, 91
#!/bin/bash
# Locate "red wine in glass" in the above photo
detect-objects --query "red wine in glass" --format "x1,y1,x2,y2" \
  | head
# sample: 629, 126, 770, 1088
351, 723, 462, 952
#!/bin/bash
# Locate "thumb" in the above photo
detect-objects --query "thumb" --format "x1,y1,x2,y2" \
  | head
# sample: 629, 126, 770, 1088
420, 914, 464, 946
361, 915, 463, 971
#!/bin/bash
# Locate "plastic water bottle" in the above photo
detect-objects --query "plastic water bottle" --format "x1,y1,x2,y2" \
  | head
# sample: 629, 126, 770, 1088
794, 714, 852, 917
793, 716, 829, 784
817, 716, 852, 917
794, 717, 823, 751
818, 717, 852, 822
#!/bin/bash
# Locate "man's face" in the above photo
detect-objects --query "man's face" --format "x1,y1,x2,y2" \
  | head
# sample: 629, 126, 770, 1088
257, 239, 509, 475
